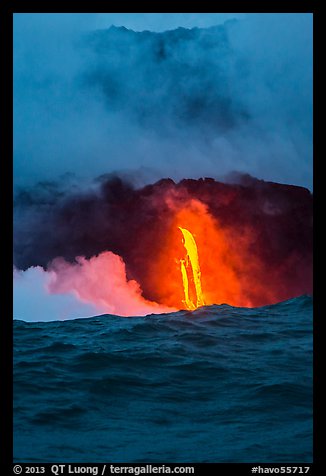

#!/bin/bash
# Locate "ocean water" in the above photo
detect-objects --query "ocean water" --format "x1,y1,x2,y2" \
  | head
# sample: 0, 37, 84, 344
13, 295, 313, 463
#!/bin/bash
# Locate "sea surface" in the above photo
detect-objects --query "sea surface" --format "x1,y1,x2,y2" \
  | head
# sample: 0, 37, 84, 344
14, 295, 313, 463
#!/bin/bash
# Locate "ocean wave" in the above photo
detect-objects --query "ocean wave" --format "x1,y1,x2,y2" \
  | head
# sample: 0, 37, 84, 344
14, 295, 312, 463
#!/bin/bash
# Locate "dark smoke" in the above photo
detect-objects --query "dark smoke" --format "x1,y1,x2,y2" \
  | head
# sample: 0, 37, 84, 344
14, 15, 312, 189
82, 24, 246, 134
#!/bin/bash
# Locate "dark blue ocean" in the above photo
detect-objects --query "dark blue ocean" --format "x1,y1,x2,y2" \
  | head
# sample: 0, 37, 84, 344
13, 295, 313, 463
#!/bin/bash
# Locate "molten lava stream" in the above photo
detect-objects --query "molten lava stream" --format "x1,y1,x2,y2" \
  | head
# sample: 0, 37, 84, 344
179, 227, 205, 310
151, 201, 244, 310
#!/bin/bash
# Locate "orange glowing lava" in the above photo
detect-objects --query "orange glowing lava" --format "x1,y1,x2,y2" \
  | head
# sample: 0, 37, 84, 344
146, 198, 253, 311
179, 227, 205, 310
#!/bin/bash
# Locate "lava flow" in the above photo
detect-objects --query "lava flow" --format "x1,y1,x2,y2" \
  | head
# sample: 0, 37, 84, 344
179, 227, 205, 310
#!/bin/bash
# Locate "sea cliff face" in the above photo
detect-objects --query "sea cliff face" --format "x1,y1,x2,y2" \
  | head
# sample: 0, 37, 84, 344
14, 175, 313, 308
